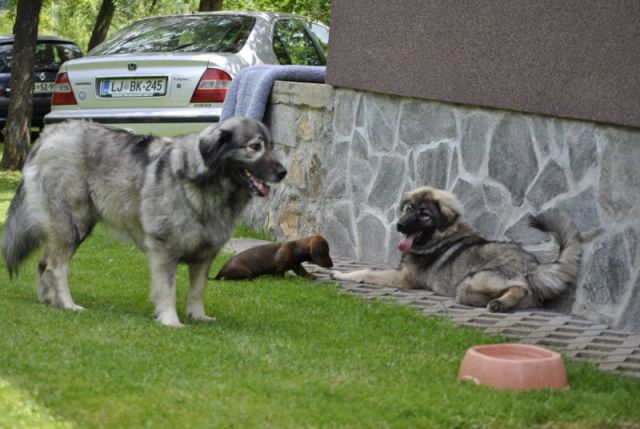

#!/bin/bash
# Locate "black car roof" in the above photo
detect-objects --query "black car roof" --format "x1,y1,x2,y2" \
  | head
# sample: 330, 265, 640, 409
0, 35, 78, 45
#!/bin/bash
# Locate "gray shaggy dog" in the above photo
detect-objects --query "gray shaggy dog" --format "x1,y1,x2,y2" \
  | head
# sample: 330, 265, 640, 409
2, 117, 286, 326
332, 186, 583, 312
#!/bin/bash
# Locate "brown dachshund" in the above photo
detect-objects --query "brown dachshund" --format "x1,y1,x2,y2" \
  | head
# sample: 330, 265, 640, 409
214, 235, 333, 280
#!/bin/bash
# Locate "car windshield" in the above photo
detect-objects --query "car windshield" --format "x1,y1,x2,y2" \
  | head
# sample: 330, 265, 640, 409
0, 41, 82, 73
89, 15, 256, 55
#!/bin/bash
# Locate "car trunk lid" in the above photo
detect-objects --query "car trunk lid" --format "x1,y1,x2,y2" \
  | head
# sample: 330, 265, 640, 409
62, 54, 234, 108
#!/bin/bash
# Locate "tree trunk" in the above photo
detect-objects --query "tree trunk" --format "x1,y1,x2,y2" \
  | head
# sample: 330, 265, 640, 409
0, 0, 43, 171
87, 0, 116, 52
199, 0, 223, 12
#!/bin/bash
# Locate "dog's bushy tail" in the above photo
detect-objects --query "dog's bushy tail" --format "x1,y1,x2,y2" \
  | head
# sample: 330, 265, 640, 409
2, 181, 42, 277
527, 209, 582, 300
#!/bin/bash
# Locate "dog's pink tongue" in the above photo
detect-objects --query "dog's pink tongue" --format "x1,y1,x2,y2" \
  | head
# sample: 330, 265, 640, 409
251, 177, 271, 196
259, 182, 271, 196
398, 234, 416, 253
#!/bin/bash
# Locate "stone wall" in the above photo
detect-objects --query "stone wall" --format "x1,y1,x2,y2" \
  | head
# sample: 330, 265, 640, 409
242, 81, 640, 333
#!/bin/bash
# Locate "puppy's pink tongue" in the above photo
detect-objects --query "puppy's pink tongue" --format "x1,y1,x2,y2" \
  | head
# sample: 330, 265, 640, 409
398, 234, 416, 253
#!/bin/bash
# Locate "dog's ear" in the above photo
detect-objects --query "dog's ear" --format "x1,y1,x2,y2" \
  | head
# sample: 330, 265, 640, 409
309, 236, 332, 266
199, 127, 233, 168
435, 201, 459, 230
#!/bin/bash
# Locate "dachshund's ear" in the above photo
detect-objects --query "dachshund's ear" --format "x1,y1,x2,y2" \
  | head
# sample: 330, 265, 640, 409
199, 127, 233, 168
309, 236, 332, 266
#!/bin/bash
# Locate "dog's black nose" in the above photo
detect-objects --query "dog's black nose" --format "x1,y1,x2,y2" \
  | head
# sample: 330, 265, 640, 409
397, 221, 406, 233
275, 166, 287, 181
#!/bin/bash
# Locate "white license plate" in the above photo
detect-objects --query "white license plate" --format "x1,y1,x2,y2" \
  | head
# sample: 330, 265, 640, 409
34, 82, 55, 94
100, 77, 167, 97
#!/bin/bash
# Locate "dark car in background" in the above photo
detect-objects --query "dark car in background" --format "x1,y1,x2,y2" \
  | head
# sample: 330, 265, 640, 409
0, 35, 83, 137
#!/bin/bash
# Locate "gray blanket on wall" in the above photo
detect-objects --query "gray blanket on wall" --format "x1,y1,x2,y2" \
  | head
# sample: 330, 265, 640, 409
220, 65, 326, 122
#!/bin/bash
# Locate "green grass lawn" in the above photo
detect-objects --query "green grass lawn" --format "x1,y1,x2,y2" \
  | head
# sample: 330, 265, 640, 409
1, 172, 640, 428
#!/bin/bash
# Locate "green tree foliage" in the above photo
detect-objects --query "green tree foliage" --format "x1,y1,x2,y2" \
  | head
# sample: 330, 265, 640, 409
0, 0, 331, 53
226, 0, 331, 25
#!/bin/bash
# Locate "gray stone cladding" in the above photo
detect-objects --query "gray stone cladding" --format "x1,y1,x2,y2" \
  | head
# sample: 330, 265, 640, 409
242, 81, 640, 333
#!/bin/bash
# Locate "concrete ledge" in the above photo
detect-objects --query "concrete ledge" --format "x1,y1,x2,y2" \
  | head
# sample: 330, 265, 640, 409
270, 81, 335, 111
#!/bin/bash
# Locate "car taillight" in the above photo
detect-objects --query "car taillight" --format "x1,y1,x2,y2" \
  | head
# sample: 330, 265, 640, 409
51, 72, 77, 105
190, 68, 232, 103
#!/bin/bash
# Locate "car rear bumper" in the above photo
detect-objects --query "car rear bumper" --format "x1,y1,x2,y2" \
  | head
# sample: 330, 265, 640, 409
44, 107, 222, 136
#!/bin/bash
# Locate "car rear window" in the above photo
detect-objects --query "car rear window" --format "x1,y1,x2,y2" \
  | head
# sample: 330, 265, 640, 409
0, 42, 82, 73
0, 45, 12, 73
89, 15, 256, 55
35, 42, 83, 70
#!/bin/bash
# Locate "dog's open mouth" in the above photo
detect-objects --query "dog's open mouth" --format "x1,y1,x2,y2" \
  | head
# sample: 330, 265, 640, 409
243, 169, 271, 197
398, 232, 423, 253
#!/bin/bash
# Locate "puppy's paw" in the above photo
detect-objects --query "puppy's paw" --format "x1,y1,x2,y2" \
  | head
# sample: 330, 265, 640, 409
330, 270, 367, 283
331, 271, 355, 281
487, 299, 505, 313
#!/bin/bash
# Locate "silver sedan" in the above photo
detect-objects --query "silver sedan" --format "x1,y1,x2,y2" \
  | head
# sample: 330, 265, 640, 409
45, 12, 328, 136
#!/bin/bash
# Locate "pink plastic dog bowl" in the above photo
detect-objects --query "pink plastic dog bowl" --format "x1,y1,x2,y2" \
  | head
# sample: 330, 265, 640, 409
458, 343, 569, 391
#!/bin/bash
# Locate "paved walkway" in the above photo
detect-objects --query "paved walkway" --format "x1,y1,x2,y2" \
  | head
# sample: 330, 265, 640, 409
225, 239, 640, 378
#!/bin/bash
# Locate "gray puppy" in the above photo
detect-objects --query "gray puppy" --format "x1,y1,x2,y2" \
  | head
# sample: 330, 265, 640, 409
2, 117, 286, 326
332, 186, 582, 312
